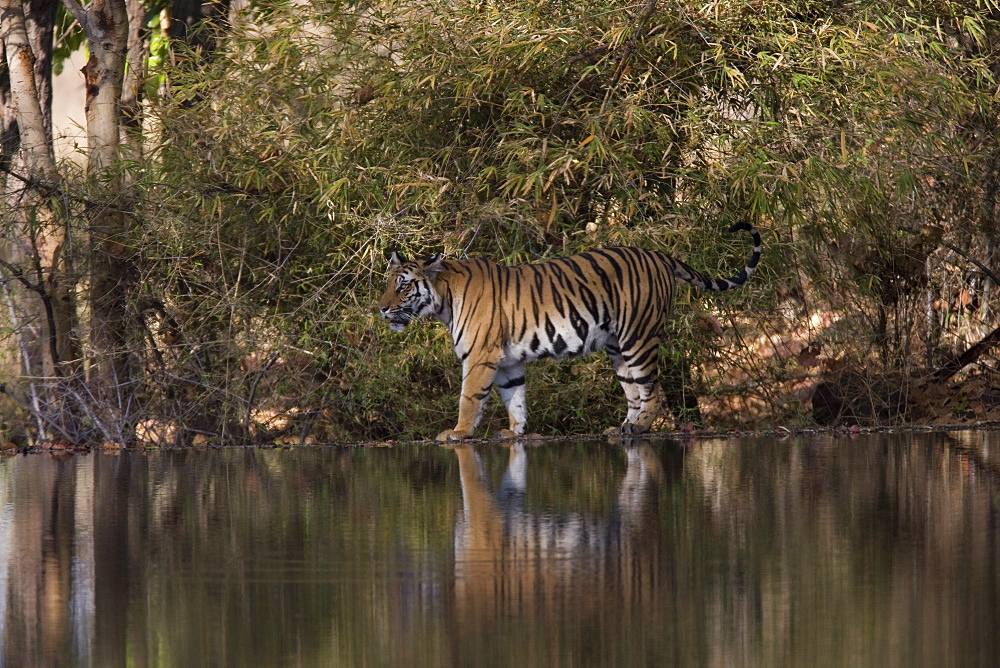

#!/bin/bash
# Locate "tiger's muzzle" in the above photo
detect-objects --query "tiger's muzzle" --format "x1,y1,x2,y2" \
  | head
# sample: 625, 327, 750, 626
379, 306, 410, 331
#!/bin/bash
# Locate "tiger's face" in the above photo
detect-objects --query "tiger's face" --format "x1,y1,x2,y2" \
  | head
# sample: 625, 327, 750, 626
378, 252, 445, 331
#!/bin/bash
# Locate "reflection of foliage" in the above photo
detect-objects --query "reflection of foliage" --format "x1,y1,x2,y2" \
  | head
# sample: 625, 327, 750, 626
137, 446, 461, 664
4, 435, 1000, 664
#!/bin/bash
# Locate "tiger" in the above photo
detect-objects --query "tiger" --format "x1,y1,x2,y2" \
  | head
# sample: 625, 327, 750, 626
378, 222, 761, 441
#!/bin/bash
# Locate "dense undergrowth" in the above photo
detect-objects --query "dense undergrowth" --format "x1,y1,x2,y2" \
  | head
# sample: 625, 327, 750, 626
3, 0, 1000, 445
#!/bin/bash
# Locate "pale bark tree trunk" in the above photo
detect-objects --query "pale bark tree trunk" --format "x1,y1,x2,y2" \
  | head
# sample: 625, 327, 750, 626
0, 0, 53, 177
120, 0, 146, 159
1, 0, 78, 414
62, 0, 128, 171
22, 0, 56, 133
62, 0, 134, 442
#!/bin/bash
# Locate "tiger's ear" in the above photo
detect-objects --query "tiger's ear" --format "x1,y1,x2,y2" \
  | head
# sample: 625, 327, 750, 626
421, 253, 445, 280
388, 250, 406, 268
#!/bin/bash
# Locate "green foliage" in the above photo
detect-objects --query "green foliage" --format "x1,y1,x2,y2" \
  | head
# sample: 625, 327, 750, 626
102, 0, 1000, 441
52, 5, 87, 75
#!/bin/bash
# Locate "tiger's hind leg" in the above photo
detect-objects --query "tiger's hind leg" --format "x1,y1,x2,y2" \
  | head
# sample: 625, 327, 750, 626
607, 342, 662, 434
495, 362, 527, 439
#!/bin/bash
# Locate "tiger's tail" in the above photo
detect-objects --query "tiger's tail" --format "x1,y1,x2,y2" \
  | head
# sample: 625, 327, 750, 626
671, 222, 761, 292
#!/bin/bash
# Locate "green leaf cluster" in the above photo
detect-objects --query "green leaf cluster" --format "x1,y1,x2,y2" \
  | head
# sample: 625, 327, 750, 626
121, 0, 1000, 440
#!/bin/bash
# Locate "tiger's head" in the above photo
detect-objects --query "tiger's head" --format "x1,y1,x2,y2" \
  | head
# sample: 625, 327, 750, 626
378, 251, 445, 332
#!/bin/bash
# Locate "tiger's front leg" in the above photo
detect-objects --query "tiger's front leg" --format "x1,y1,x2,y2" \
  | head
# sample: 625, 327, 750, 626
436, 353, 501, 441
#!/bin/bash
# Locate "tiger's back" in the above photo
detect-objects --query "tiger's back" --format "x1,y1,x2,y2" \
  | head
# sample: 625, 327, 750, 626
378, 223, 761, 440
495, 247, 677, 363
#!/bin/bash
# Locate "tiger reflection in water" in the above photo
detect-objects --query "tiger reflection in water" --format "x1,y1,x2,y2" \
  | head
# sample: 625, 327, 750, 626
450, 440, 669, 623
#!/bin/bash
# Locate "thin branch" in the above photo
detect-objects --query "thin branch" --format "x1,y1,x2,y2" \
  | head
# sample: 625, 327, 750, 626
53, 16, 81, 52
59, 0, 90, 32
933, 324, 1000, 382
1, 283, 47, 437
58, 377, 115, 444
609, 0, 659, 84
0, 256, 41, 292
925, 240, 1000, 382
0, 163, 103, 208
26, 230, 65, 375
549, 0, 659, 138
0, 253, 65, 376
0, 382, 75, 442
244, 352, 280, 438
940, 240, 1000, 287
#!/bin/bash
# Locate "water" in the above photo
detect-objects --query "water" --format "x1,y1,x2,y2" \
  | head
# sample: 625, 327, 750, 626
1, 431, 999, 666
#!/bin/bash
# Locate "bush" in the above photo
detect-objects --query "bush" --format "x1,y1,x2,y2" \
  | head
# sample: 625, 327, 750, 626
6, 0, 999, 444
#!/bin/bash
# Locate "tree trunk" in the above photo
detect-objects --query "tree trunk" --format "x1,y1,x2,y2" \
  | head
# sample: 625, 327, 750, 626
63, 0, 134, 441
23, 0, 56, 134
0, 0, 54, 178
1, 0, 78, 390
120, 0, 146, 158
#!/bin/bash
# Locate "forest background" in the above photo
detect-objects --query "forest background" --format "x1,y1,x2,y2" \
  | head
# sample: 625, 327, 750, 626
2, 0, 1000, 447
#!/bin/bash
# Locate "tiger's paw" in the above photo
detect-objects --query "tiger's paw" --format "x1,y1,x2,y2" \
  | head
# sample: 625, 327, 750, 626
605, 422, 650, 436
496, 429, 522, 440
436, 429, 473, 442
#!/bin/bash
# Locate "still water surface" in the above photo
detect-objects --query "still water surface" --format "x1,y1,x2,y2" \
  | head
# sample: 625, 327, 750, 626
1, 431, 999, 666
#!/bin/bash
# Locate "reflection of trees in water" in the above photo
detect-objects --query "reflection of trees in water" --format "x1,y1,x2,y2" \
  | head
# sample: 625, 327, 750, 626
2, 451, 330, 664
682, 432, 1000, 667
1, 433, 999, 665
0, 457, 86, 667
